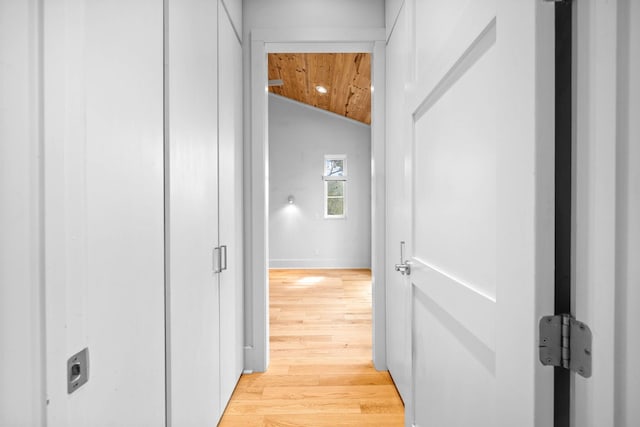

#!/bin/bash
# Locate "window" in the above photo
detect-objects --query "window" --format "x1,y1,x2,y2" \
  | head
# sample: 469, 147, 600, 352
323, 155, 346, 218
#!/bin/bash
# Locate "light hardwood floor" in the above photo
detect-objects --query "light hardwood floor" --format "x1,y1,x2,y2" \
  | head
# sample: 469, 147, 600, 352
219, 269, 404, 426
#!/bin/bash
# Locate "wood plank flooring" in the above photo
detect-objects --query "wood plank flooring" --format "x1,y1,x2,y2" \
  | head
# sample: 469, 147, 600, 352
219, 269, 404, 426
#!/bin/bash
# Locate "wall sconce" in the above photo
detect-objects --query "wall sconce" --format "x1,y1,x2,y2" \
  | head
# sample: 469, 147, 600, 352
287, 195, 294, 204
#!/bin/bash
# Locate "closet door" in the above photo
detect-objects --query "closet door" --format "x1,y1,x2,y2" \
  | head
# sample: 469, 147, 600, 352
44, 1, 165, 425
166, 0, 221, 425
218, 0, 245, 411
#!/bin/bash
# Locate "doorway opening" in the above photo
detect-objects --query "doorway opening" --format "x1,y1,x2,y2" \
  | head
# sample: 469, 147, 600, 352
243, 30, 387, 374
267, 51, 374, 368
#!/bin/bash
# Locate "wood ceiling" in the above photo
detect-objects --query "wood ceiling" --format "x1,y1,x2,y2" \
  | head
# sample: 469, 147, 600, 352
268, 53, 372, 125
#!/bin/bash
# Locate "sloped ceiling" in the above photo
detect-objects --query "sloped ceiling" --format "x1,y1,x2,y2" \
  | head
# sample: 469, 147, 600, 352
268, 53, 372, 125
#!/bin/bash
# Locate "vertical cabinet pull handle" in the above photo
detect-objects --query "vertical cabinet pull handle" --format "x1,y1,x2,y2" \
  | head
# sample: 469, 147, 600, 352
213, 247, 222, 274
213, 245, 228, 273
221, 245, 228, 271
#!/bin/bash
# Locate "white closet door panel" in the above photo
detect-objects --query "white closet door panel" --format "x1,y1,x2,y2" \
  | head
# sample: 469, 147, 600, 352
45, 1, 165, 425
84, 2, 165, 423
0, 2, 45, 425
166, 0, 220, 424
218, 1, 244, 411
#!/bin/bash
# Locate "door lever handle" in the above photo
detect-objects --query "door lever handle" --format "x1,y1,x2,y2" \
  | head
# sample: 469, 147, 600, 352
395, 261, 412, 275
395, 241, 412, 275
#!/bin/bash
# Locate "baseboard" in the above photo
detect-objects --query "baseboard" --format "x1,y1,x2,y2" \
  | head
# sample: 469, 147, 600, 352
269, 258, 372, 269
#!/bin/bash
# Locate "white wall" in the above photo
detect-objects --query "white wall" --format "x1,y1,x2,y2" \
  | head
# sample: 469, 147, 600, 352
616, 0, 640, 424
269, 94, 371, 269
0, 2, 44, 426
243, 0, 383, 33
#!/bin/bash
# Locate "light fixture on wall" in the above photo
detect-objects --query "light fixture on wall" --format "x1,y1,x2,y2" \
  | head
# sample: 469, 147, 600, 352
287, 195, 295, 204
315, 85, 328, 94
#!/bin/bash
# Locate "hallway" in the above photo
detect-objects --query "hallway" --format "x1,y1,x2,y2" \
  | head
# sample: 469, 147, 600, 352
219, 269, 404, 426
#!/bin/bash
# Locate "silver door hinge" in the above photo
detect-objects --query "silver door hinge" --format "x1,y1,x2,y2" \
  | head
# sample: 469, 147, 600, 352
539, 314, 592, 378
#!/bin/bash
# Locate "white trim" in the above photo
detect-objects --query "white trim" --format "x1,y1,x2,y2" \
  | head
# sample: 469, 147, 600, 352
245, 28, 387, 372
573, 1, 619, 424
267, 42, 375, 54
253, 28, 385, 44
370, 39, 387, 371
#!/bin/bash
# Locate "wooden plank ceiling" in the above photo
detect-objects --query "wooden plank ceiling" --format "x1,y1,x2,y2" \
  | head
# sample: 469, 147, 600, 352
268, 53, 371, 125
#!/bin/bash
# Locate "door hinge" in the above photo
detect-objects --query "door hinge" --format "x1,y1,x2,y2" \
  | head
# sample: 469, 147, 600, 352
539, 314, 592, 378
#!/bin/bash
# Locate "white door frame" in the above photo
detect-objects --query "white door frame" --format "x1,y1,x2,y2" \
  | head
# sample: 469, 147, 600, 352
244, 28, 387, 372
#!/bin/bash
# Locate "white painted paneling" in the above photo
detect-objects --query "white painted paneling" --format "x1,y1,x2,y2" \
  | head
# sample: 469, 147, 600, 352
268, 95, 371, 269
218, 1, 244, 412
384, 0, 411, 404
413, 34, 497, 299
44, 1, 165, 425
414, 0, 475, 79
222, 0, 242, 41
0, 1, 44, 425
411, 264, 496, 350
413, 288, 495, 427
385, 0, 404, 41
166, 0, 221, 424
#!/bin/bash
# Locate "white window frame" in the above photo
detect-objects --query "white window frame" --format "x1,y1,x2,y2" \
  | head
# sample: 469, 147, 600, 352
323, 154, 347, 219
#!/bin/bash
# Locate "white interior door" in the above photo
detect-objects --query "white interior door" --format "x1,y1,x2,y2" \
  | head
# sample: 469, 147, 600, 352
218, 0, 244, 411
44, 1, 165, 425
385, 1, 412, 405
166, 0, 221, 424
404, 1, 555, 426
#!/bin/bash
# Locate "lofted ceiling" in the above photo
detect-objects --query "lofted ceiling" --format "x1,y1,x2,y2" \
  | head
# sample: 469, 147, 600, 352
268, 53, 372, 125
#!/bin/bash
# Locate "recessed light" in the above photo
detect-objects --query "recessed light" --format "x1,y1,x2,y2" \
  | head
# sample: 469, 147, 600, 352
315, 85, 328, 94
